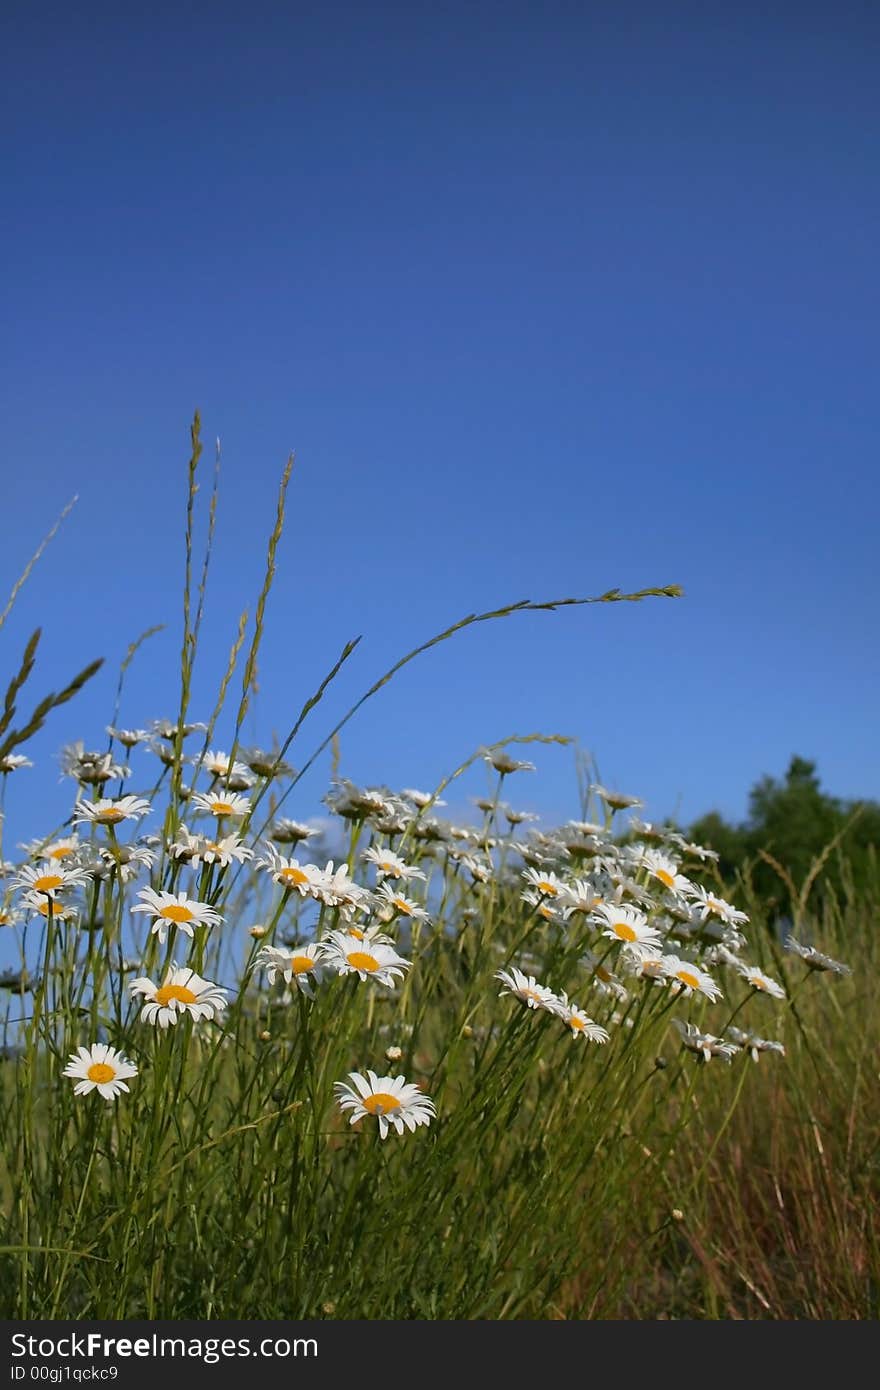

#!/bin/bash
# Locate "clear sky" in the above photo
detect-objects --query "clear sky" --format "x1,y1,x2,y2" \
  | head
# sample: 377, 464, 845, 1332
2, 1, 879, 846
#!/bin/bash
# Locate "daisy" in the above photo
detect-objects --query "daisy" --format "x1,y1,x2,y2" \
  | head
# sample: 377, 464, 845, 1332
170, 825, 252, 868
376, 882, 429, 922
63, 1043, 138, 1099
200, 749, 254, 783
254, 942, 326, 998
363, 846, 426, 882
784, 936, 851, 976
522, 866, 566, 899
12, 861, 91, 897
0, 753, 32, 773
269, 818, 316, 845
129, 965, 228, 1028
20, 893, 78, 922
72, 795, 151, 827
190, 791, 251, 819
61, 746, 130, 786
106, 726, 150, 748
323, 930, 410, 987
151, 719, 207, 741
554, 992, 610, 1043
314, 861, 372, 916
94, 842, 157, 884
738, 965, 786, 999
687, 885, 749, 927
256, 846, 325, 897
727, 1027, 786, 1063
639, 849, 692, 897
520, 888, 573, 924
482, 750, 536, 775
240, 746, 295, 779
0, 903, 24, 929
661, 955, 724, 1002
334, 1070, 435, 1139
672, 1020, 738, 1063
592, 903, 663, 956
402, 788, 445, 809
591, 784, 643, 812
495, 965, 561, 1014
580, 949, 629, 1000
561, 878, 603, 914
131, 887, 222, 944
30, 835, 82, 862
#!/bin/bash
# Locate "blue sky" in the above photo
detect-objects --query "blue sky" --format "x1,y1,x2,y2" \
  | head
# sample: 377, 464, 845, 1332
2, 1, 879, 847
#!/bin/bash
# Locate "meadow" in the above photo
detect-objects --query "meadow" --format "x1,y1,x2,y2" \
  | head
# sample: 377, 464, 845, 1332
1, 420, 876, 1320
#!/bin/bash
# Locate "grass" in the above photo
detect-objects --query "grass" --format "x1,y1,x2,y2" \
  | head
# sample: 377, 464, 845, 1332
0, 416, 875, 1320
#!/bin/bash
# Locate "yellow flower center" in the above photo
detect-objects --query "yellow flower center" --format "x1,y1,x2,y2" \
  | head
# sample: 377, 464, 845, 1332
205, 841, 223, 854
159, 904, 195, 923
537, 881, 558, 896
279, 867, 309, 887
87, 1063, 116, 1084
362, 1092, 401, 1115
98, 808, 126, 823
33, 874, 63, 893
707, 899, 724, 914
392, 898, 411, 914
210, 801, 235, 816
595, 964, 613, 983
49, 845, 75, 860
290, 955, 315, 975
655, 869, 675, 889
569, 1015, 585, 1030
348, 927, 365, 940
676, 970, 701, 991
155, 983, 198, 1006
347, 951, 380, 972
613, 922, 638, 942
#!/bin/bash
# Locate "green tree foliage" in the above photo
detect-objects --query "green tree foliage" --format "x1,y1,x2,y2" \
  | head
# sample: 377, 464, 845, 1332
690, 756, 880, 910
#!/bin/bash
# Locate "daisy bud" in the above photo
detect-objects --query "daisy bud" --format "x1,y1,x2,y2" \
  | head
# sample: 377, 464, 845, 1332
385, 1046, 403, 1061
249, 925, 268, 939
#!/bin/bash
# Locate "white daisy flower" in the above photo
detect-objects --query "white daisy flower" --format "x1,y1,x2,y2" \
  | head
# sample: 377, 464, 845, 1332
28, 835, 82, 863
256, 846, 325, 897
20, 893, 78, 923
131, 888, 223, 944
402, 788, 445, 809
129, 965, 228, 1028
738, 965, 786, 999
661, 955, 724, 1002
189, 791, 251, 819
561, 878, 603, 914
12, 861, 91, 897
200, 750, 254, 784
334, 1070, 436, 1139
254, 942, 326, 998
151, 719, 207, 741
269, 818, 316, 845
727, 1027, 786, 1063
72, 795, 151, 827
106, 726, 150, 748
362, 846, 426, 882
521, 866, 566, 899
169, 825, 253, 868
592, 903, 663, 956
784, 936, 851, 976
591, 784, 643, 812
687, 885, 749, 927
482, 749, 536, 775
672, 1020, 738, 1063
0, 754, 32, 773
94, 842, 157, 884
314, 862, 372, 917
376, 882, 429, 922
554, 992, 610, 1043
639, 848, 692, 896
62, 1043, 138, 1099
323, 931, 410, 988
520, 888, 573, 924
495, 965, 560, 1014
580, 949, 629, 1000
